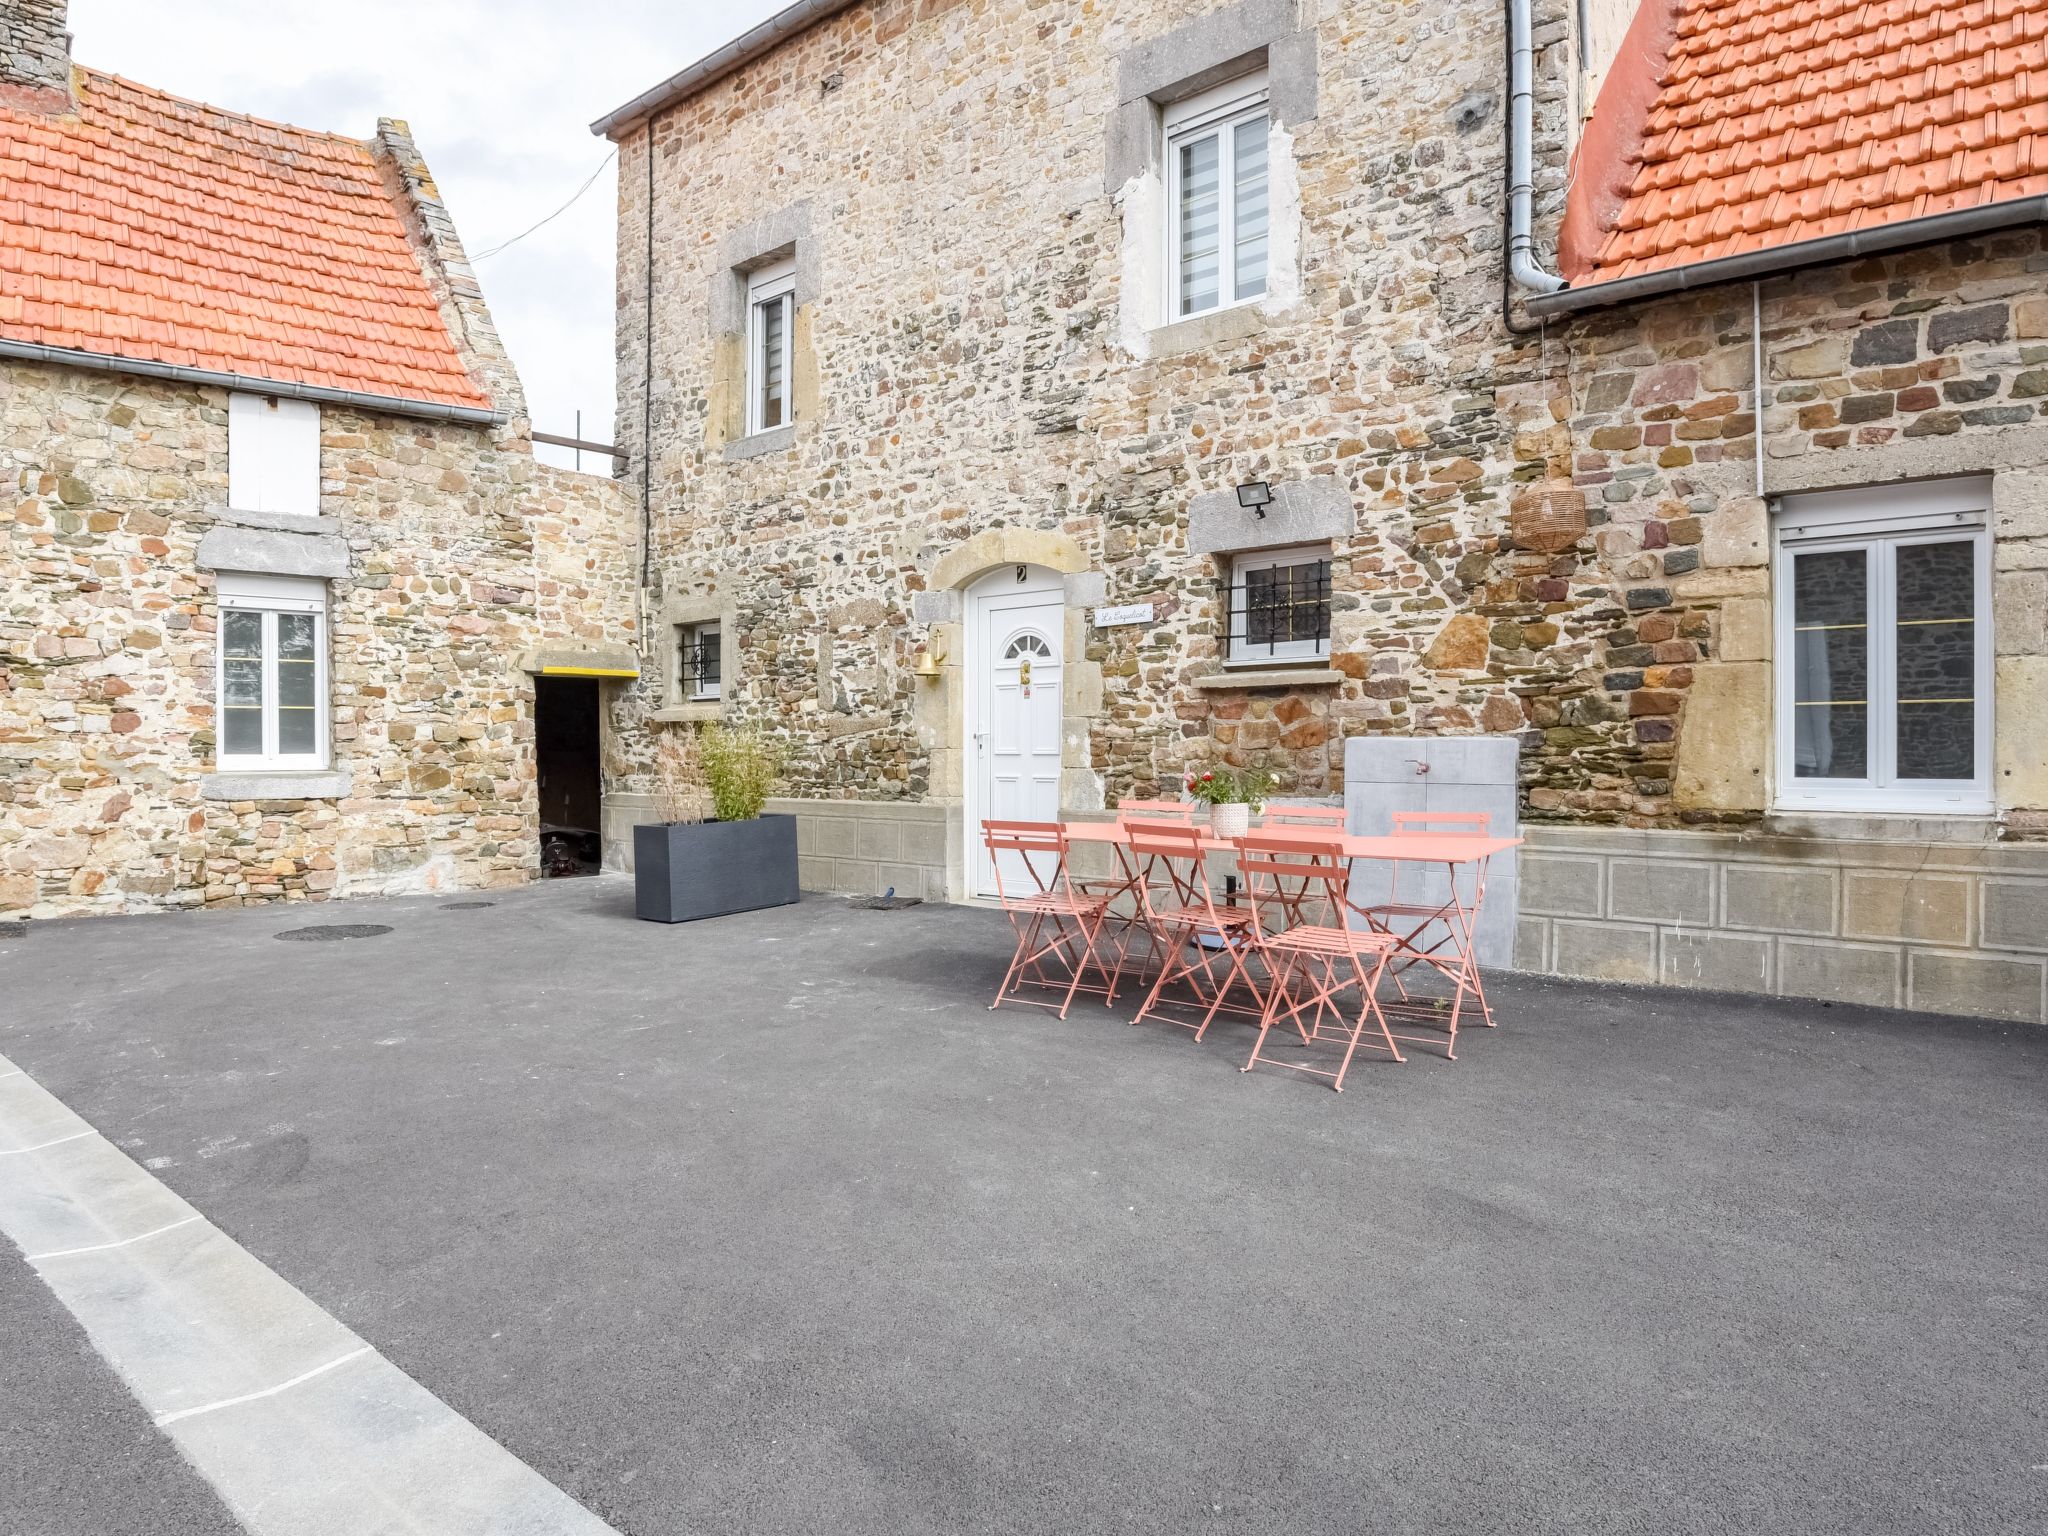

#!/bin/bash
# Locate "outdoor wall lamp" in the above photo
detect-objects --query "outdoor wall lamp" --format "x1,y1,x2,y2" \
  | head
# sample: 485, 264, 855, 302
1236, 480, 1273, 518
912, 635, 948, 680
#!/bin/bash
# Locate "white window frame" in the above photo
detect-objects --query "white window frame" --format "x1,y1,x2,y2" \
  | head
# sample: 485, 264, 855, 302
227, 393, 320, 517
744, 258, 797, 438
214, 572, 329, 772
1163, 69, 1271, 324
678, 619, 722, 702
1772, 477, 1993, 815
1225, 543, 1331, 666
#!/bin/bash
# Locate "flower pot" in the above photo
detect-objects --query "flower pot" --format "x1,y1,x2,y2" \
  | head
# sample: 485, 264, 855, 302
1209, 802, 1250, 840
634, 814, 799, 923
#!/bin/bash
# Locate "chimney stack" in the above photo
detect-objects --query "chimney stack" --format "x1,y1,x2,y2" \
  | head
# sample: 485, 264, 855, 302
0, 1, 73, 113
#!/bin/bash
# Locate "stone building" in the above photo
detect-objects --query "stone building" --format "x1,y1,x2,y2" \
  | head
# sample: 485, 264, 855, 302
0, 5, 636, 918
594, 0, 2048, 1022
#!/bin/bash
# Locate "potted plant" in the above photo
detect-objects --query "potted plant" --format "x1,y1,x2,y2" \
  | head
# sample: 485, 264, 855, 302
634, 725, 799, 923
1182, 765, 1276, 840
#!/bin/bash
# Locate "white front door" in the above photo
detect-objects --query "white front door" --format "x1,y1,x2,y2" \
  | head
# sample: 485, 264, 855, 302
968, 566, 1064, 897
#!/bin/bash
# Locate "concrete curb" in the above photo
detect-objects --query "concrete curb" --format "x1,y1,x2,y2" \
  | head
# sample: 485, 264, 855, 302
0, 1052, 620, 1536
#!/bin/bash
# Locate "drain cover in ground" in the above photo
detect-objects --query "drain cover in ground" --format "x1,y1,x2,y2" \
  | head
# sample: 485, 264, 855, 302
848, 895, 923, 910
274, 924, 393, 942
439, 901, 495, 910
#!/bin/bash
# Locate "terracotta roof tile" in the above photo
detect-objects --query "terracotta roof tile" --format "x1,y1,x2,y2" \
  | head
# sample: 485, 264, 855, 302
0, 68, 487, 410
1564, 0, 2048, 284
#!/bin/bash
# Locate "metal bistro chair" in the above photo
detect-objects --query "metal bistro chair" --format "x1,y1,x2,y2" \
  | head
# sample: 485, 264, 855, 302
1077, 799, 1198, 994
1128, 820, 1264, 1042
1354, 810, 1495, 1047
983, 820, 1116, 1019
1235, 831, 1401, 1093
1252, 803, 1349, 929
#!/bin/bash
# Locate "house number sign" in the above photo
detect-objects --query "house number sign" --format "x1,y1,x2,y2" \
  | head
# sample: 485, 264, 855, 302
1093, 603, 1155, 628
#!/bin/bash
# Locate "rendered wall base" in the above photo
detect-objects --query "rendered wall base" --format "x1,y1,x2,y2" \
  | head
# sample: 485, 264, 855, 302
604, 794, 951, 902
1517, 823, 2048, 1024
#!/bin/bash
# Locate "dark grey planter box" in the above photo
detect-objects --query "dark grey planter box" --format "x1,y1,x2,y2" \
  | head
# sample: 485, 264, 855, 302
634, 815, 800, 923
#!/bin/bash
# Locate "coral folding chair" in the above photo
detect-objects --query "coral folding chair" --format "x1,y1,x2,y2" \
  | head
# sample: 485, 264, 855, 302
983, 820, 1115, 1019
1354, 810, 1494, 1046
1128, 820, 1264, 1041
1079, 799, 1199, 991
1235, 832, 1401, 1092
1254, 803, 1350, 928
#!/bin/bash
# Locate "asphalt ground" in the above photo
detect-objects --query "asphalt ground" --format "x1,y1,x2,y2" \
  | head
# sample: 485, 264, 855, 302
3, 877, 2044, 1535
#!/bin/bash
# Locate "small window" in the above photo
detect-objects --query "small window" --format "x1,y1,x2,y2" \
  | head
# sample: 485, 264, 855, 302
1004, 634, 1053, 661
679, 621, 722, 701
745, 259, 796, 436
215, 573, 328, 770
228, 394, 320, 516
1226, 545, 1330, 664
1774, 478, 1992, 813
1165, 71, 1270, 321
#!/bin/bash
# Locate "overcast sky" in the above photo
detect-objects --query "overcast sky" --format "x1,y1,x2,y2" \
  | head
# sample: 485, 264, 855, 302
69, 0, 788, 471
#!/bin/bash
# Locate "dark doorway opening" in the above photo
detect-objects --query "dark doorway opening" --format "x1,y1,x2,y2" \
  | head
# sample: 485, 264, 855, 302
536, 676, 602, 878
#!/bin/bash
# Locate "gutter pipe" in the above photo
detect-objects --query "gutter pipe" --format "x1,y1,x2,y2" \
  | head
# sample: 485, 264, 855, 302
0, 338, 506, 427
1527, 195, 2048, 318
1505, 0, 1565, 300
590, 0, 862, 140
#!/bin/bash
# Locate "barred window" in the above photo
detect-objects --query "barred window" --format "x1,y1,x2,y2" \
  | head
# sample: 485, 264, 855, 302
1226, 546, 1330, 664
678, 621, 722, 701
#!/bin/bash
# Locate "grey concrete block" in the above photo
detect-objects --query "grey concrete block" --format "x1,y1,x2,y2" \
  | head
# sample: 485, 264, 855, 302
32, 1216, 368, 1419
1908, 950, 2046, 1023
196, 526, 349, 579
1777, 939, 1904, 1010
909, 589, 961, 625
1550, 919, 1658, 983
200, 768, 351, 801
900, 816, 948, 865
722, 423, 795, 461
1513, 915, 1550, 970
1063, 570, 1108, 608
1723, 865, 1838, 936
0, 1068, 91, 1148
1660, 930, 1774, 994
854, 819, 900, 863
1519, 853, 1601, 917
1188, 475, 1353, 555
1608, 857, 1714, 925
1980, 879, 2048, 953
0, 1119, 199, 1259
813, 817, 858, 859
1842, 872, 1973, 946
167, 1349, 616, 1536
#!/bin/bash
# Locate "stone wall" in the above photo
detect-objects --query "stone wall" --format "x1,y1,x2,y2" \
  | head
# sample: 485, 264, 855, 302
607, 0, 2048, 936
0, 361, 636, 917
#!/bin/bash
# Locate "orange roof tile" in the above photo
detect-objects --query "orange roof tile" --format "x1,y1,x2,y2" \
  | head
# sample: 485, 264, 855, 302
0, 68, 489, 410
1563, 0, 2048, 286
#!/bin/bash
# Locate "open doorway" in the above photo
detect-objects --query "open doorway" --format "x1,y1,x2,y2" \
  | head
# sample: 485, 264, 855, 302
536, 676, 602, 878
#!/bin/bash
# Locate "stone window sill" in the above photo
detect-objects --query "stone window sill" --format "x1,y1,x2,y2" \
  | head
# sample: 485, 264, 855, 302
650, 702, 724, 724
201, 768, 351, 801
723, 424, 796, 462
1145, 303, 1265, 361
1192, 667, 1344, 690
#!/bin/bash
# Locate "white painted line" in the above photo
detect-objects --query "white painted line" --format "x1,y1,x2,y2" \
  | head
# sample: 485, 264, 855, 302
0, 1069, 23, 1079
28, 1214, 202, 1262
0, 1129, 92, 1155
154, 1347, 374, 1428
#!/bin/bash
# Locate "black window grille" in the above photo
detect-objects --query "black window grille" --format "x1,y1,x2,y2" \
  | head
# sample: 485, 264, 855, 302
679, 624, 721, 698
1226, 557, 1331, 661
